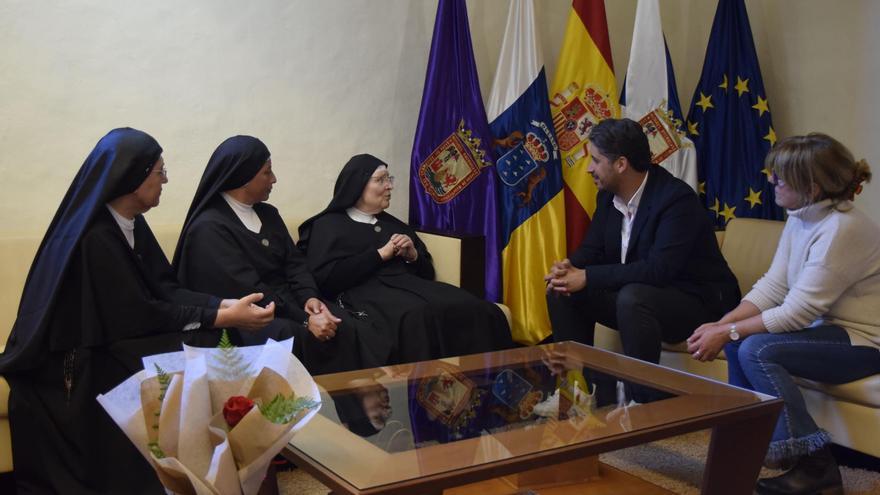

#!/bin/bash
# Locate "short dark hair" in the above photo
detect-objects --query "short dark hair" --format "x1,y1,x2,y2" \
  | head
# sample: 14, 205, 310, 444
588, 118, 652, 172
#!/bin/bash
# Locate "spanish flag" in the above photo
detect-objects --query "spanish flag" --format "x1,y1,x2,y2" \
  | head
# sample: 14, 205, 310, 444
549, 0, 620, 252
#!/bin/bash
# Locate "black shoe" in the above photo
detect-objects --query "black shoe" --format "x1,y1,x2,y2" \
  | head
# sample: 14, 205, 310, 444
755, 446, 843, 494
763, 456, 797, 471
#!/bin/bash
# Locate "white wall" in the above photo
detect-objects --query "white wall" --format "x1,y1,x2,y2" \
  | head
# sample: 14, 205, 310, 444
1, 0, 877, 238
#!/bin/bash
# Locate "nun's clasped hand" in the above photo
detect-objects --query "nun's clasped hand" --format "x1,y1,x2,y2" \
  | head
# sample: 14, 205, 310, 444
378, 234, 417, 262
303, 297, 327, 316
391, 233, 417, 261
308, 309, 341, 342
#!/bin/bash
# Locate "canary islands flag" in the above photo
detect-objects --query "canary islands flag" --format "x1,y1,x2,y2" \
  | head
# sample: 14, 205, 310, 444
486, 0, 566, 345
685, 0, 783, 227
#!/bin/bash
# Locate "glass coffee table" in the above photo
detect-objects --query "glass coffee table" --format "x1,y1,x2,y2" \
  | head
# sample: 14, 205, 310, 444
283, 342, 782, 494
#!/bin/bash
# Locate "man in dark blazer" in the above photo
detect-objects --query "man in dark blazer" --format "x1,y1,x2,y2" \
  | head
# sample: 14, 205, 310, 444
545, 118, 739, 401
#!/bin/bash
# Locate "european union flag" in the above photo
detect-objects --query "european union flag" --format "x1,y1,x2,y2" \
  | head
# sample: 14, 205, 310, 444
685, 0, 783, 228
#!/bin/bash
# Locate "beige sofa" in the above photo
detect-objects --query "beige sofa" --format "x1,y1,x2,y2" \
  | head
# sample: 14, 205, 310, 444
0, 222, 493, 475
595, 218, 880, 458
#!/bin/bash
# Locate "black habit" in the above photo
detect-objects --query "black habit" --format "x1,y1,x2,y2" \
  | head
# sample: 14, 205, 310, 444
298, 154, 513, 362
0, 128, 225, 494
174, 136, 390, 374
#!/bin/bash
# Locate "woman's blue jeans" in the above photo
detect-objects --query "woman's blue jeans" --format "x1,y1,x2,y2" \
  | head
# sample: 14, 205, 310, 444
724, 325, 880, 462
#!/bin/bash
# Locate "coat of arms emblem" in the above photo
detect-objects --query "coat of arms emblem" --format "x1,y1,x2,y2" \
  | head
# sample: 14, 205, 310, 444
495, 120, 560, 207
638, 104, 689, 165
497, 130, 550, 187
550, 82, 615, 167
418, 119, 493, 204
416, 366, 477, 426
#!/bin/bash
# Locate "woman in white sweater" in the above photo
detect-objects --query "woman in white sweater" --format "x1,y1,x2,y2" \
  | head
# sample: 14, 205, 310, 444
687, 133, 880, 495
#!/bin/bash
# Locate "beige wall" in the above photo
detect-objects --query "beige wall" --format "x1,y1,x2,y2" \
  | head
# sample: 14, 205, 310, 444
1, 0, 877, 239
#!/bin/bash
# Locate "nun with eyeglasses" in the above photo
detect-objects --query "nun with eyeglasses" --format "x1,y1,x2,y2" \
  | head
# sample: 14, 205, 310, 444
297, 154, 513, 364
0, 128, 274, 494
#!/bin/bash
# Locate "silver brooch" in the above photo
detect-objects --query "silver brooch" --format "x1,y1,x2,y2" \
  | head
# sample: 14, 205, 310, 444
374, 225, 381, 233
261, 239, 270, 247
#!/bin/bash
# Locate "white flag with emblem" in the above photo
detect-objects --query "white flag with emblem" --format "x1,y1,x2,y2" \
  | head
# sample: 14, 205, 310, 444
622, 0, 698, 191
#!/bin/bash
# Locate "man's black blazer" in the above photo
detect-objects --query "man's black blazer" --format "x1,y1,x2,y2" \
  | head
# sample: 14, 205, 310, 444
570, 166, 740, 313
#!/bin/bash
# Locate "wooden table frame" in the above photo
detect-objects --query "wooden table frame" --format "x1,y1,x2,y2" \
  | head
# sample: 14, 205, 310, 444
283, 342, 782, 495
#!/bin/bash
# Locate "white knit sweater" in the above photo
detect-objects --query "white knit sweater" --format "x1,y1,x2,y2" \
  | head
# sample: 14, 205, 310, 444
743, 199, 880, 348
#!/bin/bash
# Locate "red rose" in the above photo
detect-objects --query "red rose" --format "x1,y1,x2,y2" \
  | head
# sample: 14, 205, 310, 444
223, 396, 255, 428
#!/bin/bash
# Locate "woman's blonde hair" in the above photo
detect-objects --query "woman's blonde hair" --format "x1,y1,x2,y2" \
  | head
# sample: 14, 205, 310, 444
766, 133, 872, 208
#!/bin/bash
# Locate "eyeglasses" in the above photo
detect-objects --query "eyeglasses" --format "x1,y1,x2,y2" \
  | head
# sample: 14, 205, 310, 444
156, 167, 168, 179
370, 175, 395, 186
770, 172, 785, 187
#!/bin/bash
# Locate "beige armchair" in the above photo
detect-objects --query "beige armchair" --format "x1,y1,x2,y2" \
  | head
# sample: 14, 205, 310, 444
0, 236, 44, 475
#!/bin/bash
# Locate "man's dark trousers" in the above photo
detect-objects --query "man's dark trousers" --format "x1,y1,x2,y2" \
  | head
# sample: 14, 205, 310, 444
547, 282, 718, 403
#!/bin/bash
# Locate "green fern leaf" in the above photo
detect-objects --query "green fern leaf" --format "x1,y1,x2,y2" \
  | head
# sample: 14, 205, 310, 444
258, 394, 318, 424
208, 330, 250, 381
148, 365, 172, 458
217, 329, 234, 349
155, 363, 171, 401
148, 441, 166, 459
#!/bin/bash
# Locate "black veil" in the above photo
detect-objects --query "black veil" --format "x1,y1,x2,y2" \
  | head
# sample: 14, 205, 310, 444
0, 128, 162, 372
296, 153, 386, 251
171, 135, 269, 268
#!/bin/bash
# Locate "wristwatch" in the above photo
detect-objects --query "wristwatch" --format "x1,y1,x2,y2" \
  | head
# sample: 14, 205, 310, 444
728, 323, 741, 341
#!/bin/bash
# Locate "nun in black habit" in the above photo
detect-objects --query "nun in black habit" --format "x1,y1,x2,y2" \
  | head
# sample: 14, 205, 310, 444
297, 154, 513, 362
0, 128, 274, 494
173, 136, 390, 374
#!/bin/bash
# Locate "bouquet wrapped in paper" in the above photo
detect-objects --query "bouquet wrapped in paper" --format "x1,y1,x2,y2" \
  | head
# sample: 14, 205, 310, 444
98, 335, 320, 495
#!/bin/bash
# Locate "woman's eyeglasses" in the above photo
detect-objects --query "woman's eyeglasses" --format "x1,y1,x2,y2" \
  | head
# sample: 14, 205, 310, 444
770, 172, 785, 186
371, 175, 395, 186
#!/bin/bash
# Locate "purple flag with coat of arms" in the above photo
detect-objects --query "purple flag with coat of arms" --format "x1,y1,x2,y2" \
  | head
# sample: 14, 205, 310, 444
409, 0, 501, 302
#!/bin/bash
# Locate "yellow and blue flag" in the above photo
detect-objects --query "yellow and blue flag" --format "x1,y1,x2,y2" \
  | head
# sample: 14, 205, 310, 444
685, 0, 783, 227
486, 0, 566, 345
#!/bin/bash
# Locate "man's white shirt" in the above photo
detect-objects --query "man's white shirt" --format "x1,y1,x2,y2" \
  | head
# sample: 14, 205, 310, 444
612, 171, 649, 264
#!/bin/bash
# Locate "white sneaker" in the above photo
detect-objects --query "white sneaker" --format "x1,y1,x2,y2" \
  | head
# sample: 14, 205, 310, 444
532, 386, 594, 418
532, 389, 561, 417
